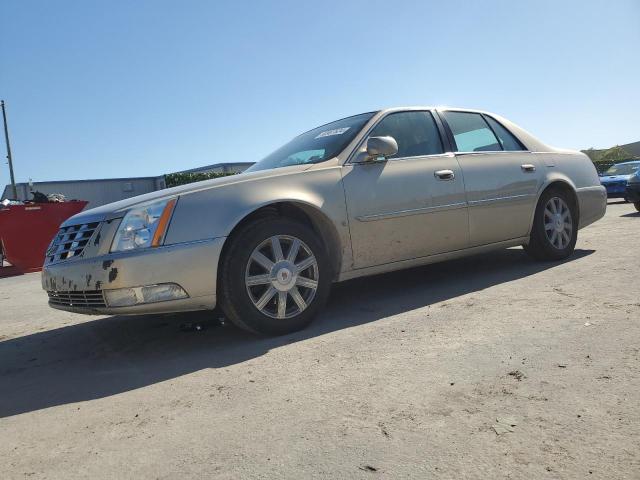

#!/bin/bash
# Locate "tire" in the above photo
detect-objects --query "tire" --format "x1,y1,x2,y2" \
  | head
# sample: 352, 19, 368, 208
218, 217, 332, 335
523, 187, 578, 261
635, 202, 640, 212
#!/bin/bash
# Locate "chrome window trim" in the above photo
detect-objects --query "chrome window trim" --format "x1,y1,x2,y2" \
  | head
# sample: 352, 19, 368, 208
454, 150, 534, 156
353, 151, 456, 165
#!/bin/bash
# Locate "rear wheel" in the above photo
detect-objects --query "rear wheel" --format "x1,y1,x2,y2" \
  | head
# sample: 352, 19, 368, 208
219, 217, 331, 335
523, 188, 578, 261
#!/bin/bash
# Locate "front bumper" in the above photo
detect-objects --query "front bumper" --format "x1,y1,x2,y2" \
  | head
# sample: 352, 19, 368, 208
41, 237, 225, 315
626, 183, 640, 203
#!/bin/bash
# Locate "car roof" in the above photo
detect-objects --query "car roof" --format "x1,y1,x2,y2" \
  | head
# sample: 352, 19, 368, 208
379, 106, 485, 114
373, 106, 552, 152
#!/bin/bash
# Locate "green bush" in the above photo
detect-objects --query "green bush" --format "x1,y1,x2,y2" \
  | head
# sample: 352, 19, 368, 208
582, 146, 639, 174
165, 171, 238, 188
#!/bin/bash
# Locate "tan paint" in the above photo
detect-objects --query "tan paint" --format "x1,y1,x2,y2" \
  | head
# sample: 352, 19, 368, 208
42, 107, 607, 315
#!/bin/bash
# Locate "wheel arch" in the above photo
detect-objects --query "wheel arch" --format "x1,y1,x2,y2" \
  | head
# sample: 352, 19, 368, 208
528, 177, 580, 237
217, 200, 343, 290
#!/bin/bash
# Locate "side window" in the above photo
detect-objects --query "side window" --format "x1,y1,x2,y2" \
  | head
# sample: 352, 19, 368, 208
484, 116, 526, 151
369, 111, 443, 158
442, 111, 501, 152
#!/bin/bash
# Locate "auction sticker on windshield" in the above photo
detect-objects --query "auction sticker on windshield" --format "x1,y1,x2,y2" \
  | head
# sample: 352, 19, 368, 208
315, 127, 350, 139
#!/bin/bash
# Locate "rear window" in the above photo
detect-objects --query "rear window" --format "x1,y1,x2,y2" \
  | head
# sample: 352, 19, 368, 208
442, 111, 501, 152
484, 116, 526, 151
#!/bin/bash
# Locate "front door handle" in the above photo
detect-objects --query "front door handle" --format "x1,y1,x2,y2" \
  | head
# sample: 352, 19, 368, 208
434, 169, 455, 181
521, 164, 536, 172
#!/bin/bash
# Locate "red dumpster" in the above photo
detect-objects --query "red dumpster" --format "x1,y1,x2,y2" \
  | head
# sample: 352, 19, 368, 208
0, 201, 88, 276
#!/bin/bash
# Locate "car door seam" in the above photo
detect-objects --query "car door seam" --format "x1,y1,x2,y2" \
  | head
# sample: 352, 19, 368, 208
338, 166, 358, 270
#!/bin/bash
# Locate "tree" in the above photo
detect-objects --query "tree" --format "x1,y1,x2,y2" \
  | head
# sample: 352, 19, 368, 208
581, 146, 638, 174
164, 171, 237, 188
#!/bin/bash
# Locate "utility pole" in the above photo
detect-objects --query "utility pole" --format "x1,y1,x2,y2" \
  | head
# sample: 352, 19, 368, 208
1, 100, 18, 199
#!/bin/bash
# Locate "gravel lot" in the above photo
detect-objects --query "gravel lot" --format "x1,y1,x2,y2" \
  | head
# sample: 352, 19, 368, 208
1, 201, 638, 479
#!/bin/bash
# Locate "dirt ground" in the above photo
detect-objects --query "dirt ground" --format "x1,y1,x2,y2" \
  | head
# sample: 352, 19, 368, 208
1, 201, 638, 479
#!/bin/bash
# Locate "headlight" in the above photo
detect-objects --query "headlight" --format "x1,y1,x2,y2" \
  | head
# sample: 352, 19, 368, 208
111, 198, 177, 252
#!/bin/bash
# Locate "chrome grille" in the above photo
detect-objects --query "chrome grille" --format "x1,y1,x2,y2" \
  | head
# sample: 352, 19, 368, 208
47, 290, 106, 308
47, 222, 100, 263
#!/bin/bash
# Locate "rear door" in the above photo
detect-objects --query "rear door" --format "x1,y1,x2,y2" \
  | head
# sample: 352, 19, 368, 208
439, 110, 543, 246
341, 110, 469, 269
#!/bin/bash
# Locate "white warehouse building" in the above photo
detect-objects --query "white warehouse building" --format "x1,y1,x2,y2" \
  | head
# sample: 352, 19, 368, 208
2, 176, 166, 209
1, 162, 254, 208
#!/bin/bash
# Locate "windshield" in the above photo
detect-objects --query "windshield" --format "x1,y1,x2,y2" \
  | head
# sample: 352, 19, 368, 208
604, 162, 640, 176
247, 112, 376, 172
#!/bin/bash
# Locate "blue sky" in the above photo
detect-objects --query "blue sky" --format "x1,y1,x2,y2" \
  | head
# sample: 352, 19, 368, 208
1, 0, 639, 183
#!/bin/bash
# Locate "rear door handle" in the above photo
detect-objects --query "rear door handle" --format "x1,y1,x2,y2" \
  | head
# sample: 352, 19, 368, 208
434, 169, 455, 181
521, 164, 536, 172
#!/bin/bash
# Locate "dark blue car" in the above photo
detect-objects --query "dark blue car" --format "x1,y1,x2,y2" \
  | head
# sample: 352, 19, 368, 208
600, 160, 640, 200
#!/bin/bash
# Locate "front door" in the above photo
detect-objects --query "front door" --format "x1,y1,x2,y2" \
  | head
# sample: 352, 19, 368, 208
439, 110, 543, 246
341, 110, 469, 269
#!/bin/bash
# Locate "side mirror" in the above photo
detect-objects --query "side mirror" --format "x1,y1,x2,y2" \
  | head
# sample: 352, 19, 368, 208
365, 136, 398, 161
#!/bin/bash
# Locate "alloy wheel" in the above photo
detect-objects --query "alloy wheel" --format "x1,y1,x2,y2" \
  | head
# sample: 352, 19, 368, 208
544, 196, 573, 250
244, 235, 319, 319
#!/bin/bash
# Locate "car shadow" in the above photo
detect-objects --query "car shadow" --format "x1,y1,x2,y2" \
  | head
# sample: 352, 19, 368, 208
620, 211, 640, 217
0, 248, 594, 418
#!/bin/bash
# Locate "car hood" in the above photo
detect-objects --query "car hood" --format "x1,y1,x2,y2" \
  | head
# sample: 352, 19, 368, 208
600, 174, 631, 183
61, 164, 314, 227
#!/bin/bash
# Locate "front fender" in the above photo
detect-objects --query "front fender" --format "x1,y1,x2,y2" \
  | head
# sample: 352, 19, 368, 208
163, 165, 349, 249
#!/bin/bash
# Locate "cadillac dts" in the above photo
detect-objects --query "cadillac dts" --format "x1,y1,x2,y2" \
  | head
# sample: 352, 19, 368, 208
42, 107, 607, 334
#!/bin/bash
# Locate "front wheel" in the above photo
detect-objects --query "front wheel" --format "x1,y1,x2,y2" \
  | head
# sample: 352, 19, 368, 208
218, 217, 332, 335
523, 188, 578, 261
